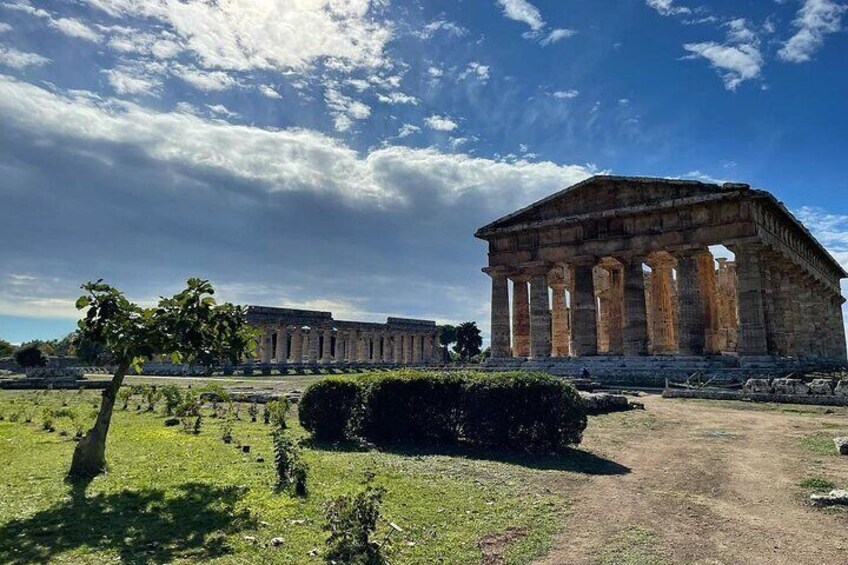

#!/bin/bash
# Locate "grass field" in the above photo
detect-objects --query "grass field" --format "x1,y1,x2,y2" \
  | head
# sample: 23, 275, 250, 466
0, 388, 571, 565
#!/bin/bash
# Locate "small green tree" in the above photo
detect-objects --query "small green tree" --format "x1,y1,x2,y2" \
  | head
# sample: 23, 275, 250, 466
454, 321, 482, 361
0, 338, 14, 357
68, 278, 257, 479
438, 325, 457, 354
14, 344, 48, 368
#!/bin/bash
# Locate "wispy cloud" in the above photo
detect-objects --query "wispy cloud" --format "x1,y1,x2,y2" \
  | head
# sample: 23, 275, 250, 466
646, 0, 692, 16
424, 115, 459, 132
496, 0, 575, 45
683, 19, 763, 90
0, 45, 50, 69
778, 0, 847, 63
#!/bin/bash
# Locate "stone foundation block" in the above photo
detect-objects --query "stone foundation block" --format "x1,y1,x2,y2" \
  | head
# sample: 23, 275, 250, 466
744, 378, 772, 394
809, 378, 834, 395
834, 437, 848, 456
772, 378, 810, 395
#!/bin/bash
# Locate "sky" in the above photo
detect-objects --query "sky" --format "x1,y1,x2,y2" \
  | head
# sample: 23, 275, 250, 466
0, 0, 847, 346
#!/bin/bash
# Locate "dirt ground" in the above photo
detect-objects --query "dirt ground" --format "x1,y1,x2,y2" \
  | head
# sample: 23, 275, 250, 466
536, 395, 848, 565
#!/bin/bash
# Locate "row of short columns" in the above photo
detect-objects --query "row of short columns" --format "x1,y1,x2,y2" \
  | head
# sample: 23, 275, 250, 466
256, 326, 437, 365
486, 244, 846, 360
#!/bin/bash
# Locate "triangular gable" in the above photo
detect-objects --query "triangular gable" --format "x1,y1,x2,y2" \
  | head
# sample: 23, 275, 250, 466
476, 175, 741, 236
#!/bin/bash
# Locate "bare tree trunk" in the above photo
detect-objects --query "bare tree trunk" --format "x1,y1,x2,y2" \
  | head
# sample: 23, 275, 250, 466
68, 360, 130, 479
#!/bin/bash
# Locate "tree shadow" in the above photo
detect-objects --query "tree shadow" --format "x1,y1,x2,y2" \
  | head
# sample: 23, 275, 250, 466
310, 440, 630, 476
0, 481, 256, 565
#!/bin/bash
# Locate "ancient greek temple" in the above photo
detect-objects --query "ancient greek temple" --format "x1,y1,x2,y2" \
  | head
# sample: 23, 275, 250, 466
246, 306, 443, 366
476, 176, 847, 378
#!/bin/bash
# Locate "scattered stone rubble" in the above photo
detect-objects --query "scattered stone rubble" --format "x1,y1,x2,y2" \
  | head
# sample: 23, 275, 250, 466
834, 437, 848, 456
810, 489, 848, 507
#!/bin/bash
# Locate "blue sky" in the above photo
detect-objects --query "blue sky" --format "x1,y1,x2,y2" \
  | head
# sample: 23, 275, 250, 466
0, 0, 847, 345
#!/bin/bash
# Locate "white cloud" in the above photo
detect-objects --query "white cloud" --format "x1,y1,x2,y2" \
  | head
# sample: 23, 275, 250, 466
206, 104, 239, 119
376, 91, 419, 105
778, 0, 846, 63
417, 19, 468, 39
683, 19, 762, 90
497, 0, 545, 31
424, 115, 458, 132
427, 66, 443, 78
646, 0, 691, 16
0, 75, 598, 210
103, 66, 161, 95
83, 0, 393, 73
397, 123, 420, 138
50, 17, 101, 42
459, 62, 490, 82
540, 28, 576, 45
796, 207, 848, 272
177, 66, 238, 91
325, 86, 372, 131
0, 22, 12, 33
552, 89, 579, 99
258, 84, 282, 99
0, 45, 50, 69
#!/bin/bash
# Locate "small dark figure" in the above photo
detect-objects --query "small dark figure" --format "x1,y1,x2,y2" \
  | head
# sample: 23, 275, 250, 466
581, 367, 591, 379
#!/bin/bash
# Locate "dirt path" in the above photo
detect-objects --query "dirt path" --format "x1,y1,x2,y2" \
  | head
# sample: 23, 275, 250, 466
536, 396, 848, 565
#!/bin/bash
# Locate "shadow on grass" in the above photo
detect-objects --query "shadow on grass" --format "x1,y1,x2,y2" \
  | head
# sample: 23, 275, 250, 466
310, 440, 630, 475
0, 481, 256, 565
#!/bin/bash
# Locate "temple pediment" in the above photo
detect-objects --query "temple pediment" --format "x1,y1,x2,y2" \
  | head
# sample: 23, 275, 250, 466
476, 175, 747, 235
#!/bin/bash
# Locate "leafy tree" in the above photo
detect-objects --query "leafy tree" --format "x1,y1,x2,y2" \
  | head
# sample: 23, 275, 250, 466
453, 322, 482, 361
14, 344, 48, 368
18, 339, 55, 356
438, 325, 457, 352
0, 338, 14, 357
52, 333, 78, 356
68, 278, 257, 479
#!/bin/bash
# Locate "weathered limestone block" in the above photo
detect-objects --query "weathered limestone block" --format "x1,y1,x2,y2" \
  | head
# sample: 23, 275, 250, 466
834, 379, 848, 397
834, 437, 848, 456
809, 378, 834, 395
744, 378, 772, 394
772, 378, 810, 395
579, 392, 631, 414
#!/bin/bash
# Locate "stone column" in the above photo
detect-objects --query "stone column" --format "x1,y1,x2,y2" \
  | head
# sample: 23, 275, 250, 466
606, 267, 624, 354
321, 328, 333, 363
335, 330, 346, 362
571, 260, 598, 356
275, 326, 288, 365
733, 245, 769, 356
412, 334, 422, 364
834, 295, 847, 361
290, 327, 303, 364
648, 255, 676, 353
697, 251, 721, 354
424, 333, 433, 363
260, 328, 273, 364
622, 257, 649, 355
525, 263, 552, 359
374, 333, 383, 363
485, 267, 512, 359
510, 273, 531, 358
405, 334, 414, 363
715, 258, 738, 352
308, 328, 320, 363
675, 250, 708, 355
549, 276, 569, 357
393, 332, 403, 364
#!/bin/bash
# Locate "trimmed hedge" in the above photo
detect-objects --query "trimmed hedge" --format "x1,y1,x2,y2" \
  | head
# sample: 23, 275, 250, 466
297, 378, 360, 441
298, 370, 587, 453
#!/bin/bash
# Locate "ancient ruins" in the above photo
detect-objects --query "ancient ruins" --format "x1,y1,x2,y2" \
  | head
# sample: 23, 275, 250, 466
476, 176, 847, 380
247, 306, 443, 366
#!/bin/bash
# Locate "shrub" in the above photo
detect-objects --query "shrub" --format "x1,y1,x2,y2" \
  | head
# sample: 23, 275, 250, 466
324, 485, 386, 565
220, 418, 234, 444
299, 371, 586, 453
272, 431, 308, 495
299, 378, 361, 441
360, 372, 464, 445
248, 401, 259, 422
176, 391, 202, 434
462, 372, 587, 453
14, 345, 48, 368
117, 387, 133, 410
41, 407, 56, 432
160, 384, 183, 416
265, 398, 290, 430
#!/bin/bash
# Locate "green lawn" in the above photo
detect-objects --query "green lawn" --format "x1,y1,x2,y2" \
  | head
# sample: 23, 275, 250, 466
0, 390, 570, 564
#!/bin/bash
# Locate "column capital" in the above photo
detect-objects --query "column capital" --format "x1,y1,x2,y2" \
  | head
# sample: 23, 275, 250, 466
482, 265, 514, 277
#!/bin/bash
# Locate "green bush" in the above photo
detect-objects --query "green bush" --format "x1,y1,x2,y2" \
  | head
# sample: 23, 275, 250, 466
324, 485, 386, 565
266, 398, 291, 430
272, 431, 308, 496
360, 372, 464, 445
14, 345, 48, 368
300, 371, 587, 453
462, 372, 587, 453
299, 378, 361, 441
